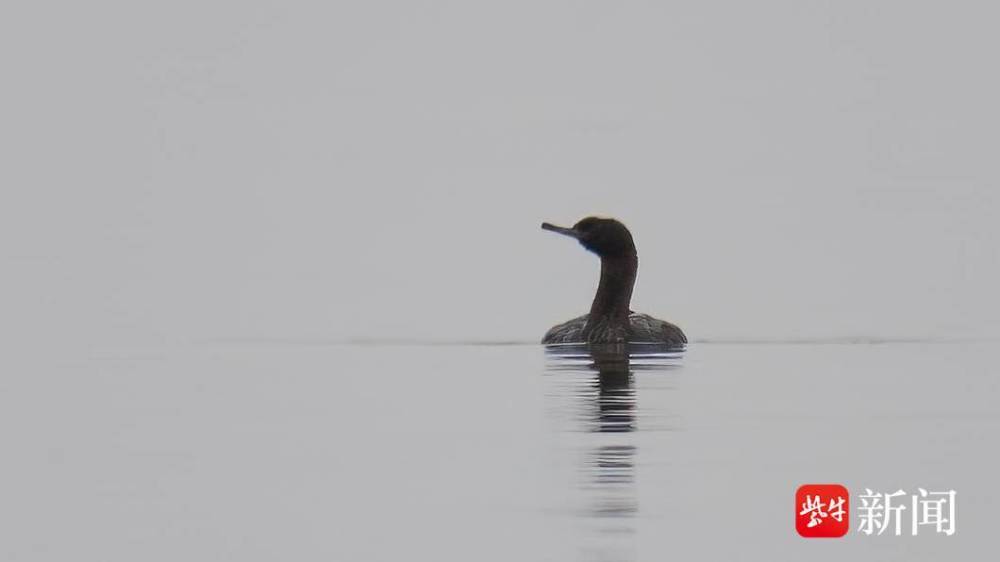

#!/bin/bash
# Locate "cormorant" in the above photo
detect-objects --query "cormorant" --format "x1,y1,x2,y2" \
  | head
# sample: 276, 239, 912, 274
541, 217, 686, 346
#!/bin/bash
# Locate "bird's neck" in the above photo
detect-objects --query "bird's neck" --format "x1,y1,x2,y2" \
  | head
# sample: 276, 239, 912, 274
589, 253, 638, 322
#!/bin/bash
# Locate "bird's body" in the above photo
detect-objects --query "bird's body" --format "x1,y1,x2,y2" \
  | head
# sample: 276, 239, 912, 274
541, 217, 686, 346
542, 312, 687, 345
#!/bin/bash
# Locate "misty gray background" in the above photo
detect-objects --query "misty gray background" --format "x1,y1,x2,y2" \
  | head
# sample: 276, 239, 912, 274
3, 1, 998, 346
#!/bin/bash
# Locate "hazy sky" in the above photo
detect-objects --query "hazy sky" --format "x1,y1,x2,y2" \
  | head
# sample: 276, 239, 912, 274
2, 1, 998, 345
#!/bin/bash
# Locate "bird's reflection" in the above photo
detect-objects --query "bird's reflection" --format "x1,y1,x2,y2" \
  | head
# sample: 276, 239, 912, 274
544, 342, 684, 557
575, 344, 639, 522
546, 344, 679, 517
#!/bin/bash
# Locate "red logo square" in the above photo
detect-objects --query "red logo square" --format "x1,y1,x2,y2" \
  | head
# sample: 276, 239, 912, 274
796, 484, 850, 538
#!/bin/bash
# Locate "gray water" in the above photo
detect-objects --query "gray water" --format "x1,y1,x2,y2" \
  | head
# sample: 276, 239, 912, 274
2, 342, 996, 560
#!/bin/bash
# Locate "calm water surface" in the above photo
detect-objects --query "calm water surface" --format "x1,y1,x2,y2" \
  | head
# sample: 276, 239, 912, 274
2, 342, 997, 560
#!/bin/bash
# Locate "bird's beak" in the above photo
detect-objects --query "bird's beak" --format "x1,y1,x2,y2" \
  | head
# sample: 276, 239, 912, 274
541, 222, 581, 239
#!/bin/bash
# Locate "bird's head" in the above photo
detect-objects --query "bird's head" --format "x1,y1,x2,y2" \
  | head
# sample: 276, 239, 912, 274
541, 216, 636, 258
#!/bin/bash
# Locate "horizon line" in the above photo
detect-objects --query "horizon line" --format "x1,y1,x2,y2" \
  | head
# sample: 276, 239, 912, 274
196, 335, 1000, 347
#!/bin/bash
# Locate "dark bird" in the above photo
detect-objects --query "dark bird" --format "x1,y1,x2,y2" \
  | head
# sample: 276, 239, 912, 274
541, 217, 686, 346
